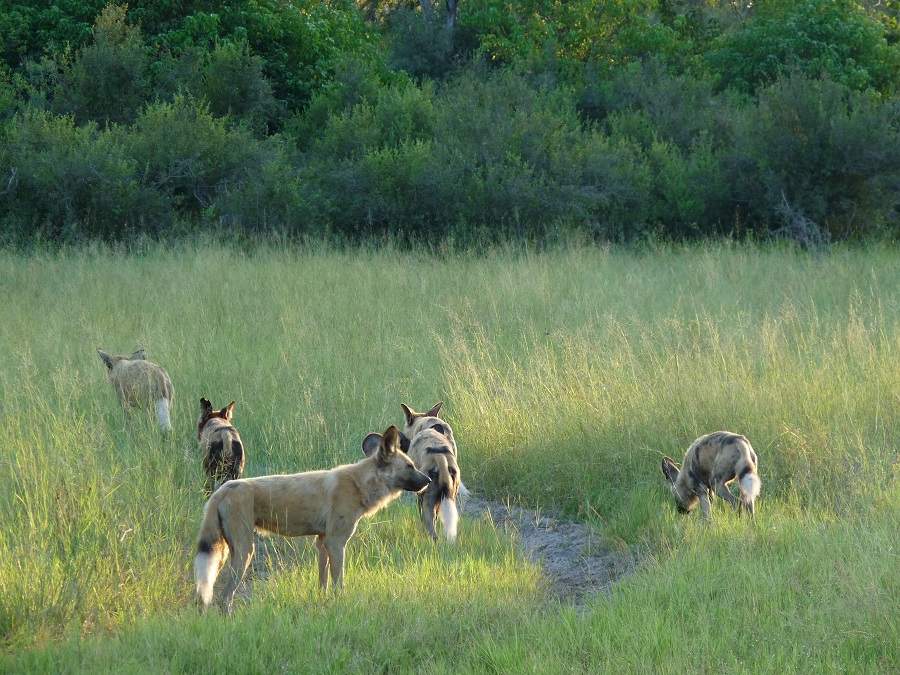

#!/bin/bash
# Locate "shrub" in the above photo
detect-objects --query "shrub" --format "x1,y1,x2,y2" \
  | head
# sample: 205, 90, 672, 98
0, 108, 164, 240
728, 73, 900, 238
708, 0, 900, 95
52, 4, 151, 126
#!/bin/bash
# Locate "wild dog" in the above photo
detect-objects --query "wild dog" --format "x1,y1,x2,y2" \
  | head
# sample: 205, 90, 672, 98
193, 426, 430, 613
197, 398, 246, 496
660, 431, 761, 519
97, 348, 174, 432
400, 401, 470, 506
404, 428, 461, 541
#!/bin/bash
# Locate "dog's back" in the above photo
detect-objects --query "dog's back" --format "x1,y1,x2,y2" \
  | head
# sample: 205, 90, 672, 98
98, 349, 173, 431
200, 418, 245, 494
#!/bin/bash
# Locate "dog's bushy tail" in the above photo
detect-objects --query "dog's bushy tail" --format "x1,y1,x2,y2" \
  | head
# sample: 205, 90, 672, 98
194, 491, 227, 609
738, 465, 762, 516
155, 398, 172, 433
435, 458, 459, 542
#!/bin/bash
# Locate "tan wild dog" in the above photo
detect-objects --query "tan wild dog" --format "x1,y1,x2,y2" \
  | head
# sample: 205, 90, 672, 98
193, 426, 430, 613
400, 401, 470, 510
661, 431, 761, 518
197, 398, 246, 496
96, 348, 173, 432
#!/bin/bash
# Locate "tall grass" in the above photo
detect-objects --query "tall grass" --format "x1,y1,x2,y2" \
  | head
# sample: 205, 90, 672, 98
0, 242, 896, 670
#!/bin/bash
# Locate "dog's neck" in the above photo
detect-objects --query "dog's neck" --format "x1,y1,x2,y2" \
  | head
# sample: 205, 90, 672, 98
351, 461, 403, 515
197, 414, 231, 440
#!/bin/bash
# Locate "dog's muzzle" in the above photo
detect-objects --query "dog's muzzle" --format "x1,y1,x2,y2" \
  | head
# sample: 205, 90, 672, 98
405, 472, 431, 492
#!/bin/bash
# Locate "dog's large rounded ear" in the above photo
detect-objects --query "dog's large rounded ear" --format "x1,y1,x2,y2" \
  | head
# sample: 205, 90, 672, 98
661, 457, 680, 484
362, 432, 382, 457
97, 349, 114, 370
400, 403, 417, 427
130, 347, 147, 360
199, 398, 213, 415
222, 401, 236, 420
382, 426, 400, 455
425, 401, 443, 418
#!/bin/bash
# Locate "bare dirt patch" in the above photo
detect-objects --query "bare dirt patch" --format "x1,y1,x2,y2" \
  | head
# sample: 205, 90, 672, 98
464, 494, 640, 604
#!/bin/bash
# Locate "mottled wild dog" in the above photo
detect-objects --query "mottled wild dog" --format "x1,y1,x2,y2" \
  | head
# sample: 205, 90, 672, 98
194, 426, 430, 613
660, 431, 761, 518
197, 398, 246, 495
403, 427, 461, 541
96, 348, 174, 432
400, 401, 470, 506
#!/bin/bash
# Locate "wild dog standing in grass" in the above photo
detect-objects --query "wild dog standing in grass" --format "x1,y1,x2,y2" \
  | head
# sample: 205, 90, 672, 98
402, 427, 461, 542
400, 401, 470, 507
96, 348, 174, 432
660, 431, 761, 519
194, 426, 430, 613
197, 398, 245, 496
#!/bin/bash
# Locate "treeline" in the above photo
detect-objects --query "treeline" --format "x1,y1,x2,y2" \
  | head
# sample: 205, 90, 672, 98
1, 0, 899, 244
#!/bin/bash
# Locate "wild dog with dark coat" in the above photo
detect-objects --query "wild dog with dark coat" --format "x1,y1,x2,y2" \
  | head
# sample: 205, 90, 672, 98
194, 426, 430, 613
97, 347, 174, 432
660, 431, 761, 518
400, 401, 470, 505
197, 398, 246, 496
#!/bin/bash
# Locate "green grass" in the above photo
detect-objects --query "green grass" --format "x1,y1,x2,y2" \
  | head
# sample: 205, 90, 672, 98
0, 242, 897, 672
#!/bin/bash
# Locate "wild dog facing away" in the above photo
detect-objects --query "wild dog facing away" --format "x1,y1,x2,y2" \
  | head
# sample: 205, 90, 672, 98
400, 401, 470, 506
197, 398, 246, 496
194, 426, 430, 614
661, 431, 761, 518
96, 348, 174, 432
398, 427, 461, 542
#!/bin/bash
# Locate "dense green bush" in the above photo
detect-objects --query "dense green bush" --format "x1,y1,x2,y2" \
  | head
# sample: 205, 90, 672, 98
0, 109, 163, 240
708, 0, 900, 94
727, 73, 900, 239
1, 0, 898, 243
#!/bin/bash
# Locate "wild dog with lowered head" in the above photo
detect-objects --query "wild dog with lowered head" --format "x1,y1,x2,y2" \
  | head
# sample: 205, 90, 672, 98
194, 426, 430, 613
97, 348, 174, 432
400, 401, 470, 505
660, 431, 761, 518
197, 398, 246, 496
401, 427, 461, 542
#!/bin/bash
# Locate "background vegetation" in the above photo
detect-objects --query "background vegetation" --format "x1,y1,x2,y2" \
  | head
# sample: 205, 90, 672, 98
0, 244, 896, 670
2, 1, 900, 244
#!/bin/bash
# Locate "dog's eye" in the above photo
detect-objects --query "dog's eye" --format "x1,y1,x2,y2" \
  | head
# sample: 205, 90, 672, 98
431, 424, 445, 435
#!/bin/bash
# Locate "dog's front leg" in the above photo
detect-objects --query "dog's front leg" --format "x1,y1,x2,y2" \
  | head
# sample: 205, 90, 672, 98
324, 535, 348, 591
698, 492, 711, 520
315, 535, 330, 591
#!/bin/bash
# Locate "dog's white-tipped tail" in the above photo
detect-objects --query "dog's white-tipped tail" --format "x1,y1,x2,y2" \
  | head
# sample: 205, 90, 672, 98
194, 550, 218, 608
740, 472, 761, 500
439, 498, 459, 542
155, 398, 172, 432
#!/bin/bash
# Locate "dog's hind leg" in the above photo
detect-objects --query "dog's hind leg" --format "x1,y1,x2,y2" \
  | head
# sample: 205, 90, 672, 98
420, 488, 440, 540
713, 480, 739, 510
220, 537, 254, 615
315, 535, 330, 591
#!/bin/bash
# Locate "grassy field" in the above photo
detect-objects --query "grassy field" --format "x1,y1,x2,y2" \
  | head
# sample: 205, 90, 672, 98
0, 242, 897, 672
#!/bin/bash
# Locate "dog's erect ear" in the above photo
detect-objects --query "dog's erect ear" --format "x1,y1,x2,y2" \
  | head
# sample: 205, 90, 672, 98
400, 403, 417, 427
425, 401, 443, 418
221, 401, 236, 421
399, 431, 411, 453
381, 426, 400, 456
130, 347, 146, 360
97, 349, 114, 370
661, 457, 680, 484
199, 398, 213, 415
362, 432, 382, 457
